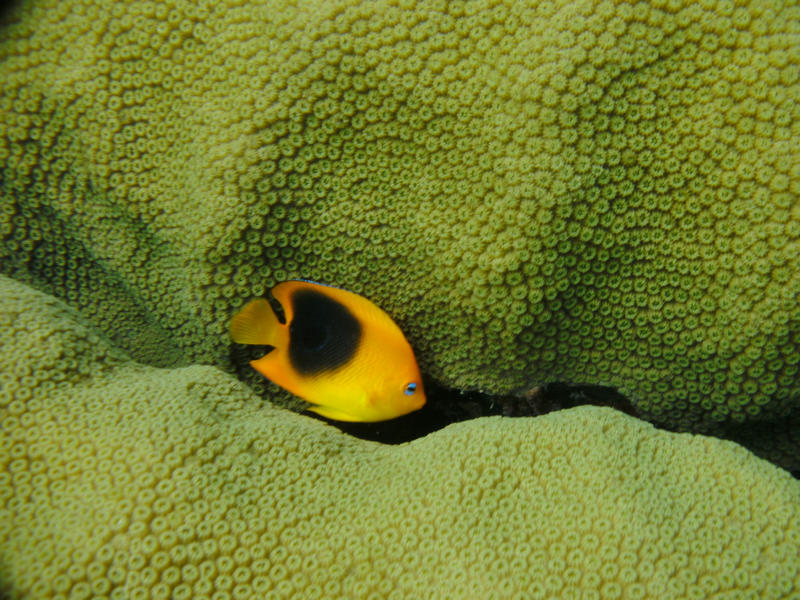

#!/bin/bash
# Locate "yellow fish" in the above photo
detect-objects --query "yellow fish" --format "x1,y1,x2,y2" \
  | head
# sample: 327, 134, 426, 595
229, 280, 426, 422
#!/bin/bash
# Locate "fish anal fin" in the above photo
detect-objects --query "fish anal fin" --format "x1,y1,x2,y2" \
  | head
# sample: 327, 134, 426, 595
306, 404, 364, 422
249, 352, 285, 383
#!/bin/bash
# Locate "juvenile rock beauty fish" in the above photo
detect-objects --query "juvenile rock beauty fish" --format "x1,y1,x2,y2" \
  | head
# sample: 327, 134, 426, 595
229, 279, 426, 422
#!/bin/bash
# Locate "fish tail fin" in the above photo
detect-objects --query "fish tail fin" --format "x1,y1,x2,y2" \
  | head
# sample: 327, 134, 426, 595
229, 298, 281, 345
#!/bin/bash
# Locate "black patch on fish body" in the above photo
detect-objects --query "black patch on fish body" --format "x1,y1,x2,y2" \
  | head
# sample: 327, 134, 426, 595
288, 288, 361, 375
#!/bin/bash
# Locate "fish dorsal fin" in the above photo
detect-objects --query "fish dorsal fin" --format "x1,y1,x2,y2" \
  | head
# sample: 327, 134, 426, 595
229, 298, 280, 345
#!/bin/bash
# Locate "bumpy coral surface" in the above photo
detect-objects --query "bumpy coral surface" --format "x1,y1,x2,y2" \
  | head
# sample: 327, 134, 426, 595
1, 275, 799, 599
1, 1, 799, 459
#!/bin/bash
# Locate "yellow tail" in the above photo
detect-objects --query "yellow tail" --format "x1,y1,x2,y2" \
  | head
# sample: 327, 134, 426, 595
229, 299, 280, 345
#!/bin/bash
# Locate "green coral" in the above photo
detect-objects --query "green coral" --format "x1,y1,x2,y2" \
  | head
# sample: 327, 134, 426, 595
2, 274, 800, 599
1, 0, 799, 464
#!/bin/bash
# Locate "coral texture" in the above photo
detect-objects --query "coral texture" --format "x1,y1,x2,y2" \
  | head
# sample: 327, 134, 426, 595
1, 2, 799, 457
1, 275, 799, 599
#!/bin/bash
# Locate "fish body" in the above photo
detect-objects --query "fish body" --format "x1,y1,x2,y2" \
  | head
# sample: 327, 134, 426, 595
229, 280, 425, 422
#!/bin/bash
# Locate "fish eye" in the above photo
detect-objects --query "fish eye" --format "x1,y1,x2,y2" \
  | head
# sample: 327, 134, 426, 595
403, 382, 417, 396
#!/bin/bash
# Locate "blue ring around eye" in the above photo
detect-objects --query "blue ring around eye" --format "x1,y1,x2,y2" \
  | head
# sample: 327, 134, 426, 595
404, 382, 417, 395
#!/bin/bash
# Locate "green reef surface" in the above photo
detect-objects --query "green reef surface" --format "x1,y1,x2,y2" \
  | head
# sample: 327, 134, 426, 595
1, 274, 799, 598
1, 0, 799, 597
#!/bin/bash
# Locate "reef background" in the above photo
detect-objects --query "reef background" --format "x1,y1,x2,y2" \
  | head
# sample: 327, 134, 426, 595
1, 0, 800, 597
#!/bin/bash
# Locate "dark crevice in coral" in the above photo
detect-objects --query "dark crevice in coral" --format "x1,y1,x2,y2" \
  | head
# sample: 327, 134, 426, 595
715, 414, 800, 481
232, 344, 799, 478
231, 339, 640, 444
0, 0, 24, 23
231, 343, 273, 378
307, 378, 640, 445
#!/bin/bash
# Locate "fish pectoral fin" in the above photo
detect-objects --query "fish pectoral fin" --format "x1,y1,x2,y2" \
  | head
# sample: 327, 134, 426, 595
230, 299, 279, 345
306, 404, 364, 422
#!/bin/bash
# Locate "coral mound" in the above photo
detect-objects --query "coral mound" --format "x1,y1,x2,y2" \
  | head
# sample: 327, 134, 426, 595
2, 275, 799, 599
1, 0, 799, 465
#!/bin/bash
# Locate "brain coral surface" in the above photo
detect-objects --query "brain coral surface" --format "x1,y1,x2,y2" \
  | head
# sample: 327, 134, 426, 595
1, 2, 799, 458
1, 274, 800, 599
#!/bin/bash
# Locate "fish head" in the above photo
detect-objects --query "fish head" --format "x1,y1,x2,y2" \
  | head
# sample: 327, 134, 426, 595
360, 339, 426, 421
